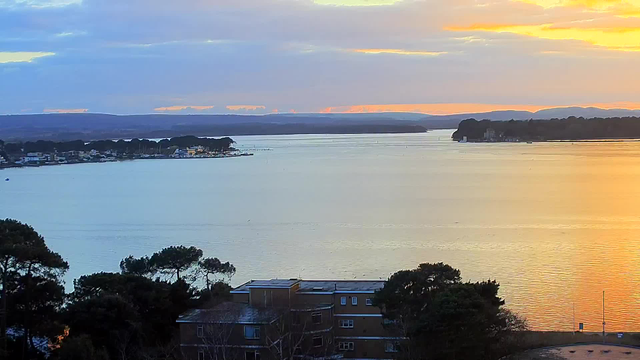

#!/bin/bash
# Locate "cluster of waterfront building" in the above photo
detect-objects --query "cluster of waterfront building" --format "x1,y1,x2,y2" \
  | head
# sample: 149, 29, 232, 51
178, 279, 402, 360
0, 145, 250, 168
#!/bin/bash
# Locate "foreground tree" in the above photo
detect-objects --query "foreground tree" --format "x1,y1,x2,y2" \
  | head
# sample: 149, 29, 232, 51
149, 246, 203, 281
198, 257, 236, 290
374, 263, 527, 360
0, 219, 68, 360
119, 256, 152, 277
57, 246, 234, 360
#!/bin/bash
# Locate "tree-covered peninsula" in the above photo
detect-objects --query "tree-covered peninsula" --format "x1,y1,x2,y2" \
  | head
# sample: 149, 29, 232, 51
0, 136, 243, 168
452, 116, 640, 142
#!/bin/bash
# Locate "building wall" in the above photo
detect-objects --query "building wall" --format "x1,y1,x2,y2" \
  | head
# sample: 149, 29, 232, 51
334, 293, 378, 314
336, 338, 395, 359
232, 293, 249, 303
180, 284, 396, 360
334, 315, 386, 337
249, 288, 292, 308
294, 293, 333, 305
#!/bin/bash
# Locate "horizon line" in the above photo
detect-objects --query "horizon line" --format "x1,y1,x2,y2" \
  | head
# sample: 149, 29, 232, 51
4, 103, 640, 117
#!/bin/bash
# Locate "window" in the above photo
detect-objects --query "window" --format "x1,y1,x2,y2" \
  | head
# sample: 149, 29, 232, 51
311, 312, 322, 324
197, 324, 204, 338
352, 296, 358, 305
383, 318, 399, 326
340, 296, 347, 306
245, 351, 261, 360
385, 341, 400, 353
366, 298, 373, 306
292, 312, 301, 325
312, 336, 323, 348
339, 319, 354, 328
198, 350, 205, 360
338, 342, 355, 351
244, 326, 260, 340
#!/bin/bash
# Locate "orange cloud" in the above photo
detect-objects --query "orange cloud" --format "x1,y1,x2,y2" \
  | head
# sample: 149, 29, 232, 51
154, 105, 215, 111
226, 105, 266, 111
320, 102, 640, 115
446, 23, 640, 51
351, 49, 447, 56
43, 108, 89, 113
517, 0, 640, 16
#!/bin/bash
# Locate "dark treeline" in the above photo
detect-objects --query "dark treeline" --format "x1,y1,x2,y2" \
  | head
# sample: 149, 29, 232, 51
452, 116, 640, 141
0, 219, 235, 360
1, 136, 235, 154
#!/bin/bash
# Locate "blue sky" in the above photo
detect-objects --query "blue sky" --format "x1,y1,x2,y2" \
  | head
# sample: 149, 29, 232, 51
2, 0, 640, 115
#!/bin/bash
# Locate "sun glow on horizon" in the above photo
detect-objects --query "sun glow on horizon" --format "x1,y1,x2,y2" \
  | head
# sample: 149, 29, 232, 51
319, 102, 640, 115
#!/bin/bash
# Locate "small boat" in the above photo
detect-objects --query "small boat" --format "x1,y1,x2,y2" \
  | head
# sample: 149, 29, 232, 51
527, 141, 533, 144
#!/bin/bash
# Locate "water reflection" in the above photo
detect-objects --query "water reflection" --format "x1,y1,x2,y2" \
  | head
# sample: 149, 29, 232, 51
1, 131, 640, 330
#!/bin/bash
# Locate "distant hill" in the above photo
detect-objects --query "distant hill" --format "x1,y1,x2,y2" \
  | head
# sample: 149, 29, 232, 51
2, 107, 640, 141
421, 107, 640, 123
0, 113, 428, 141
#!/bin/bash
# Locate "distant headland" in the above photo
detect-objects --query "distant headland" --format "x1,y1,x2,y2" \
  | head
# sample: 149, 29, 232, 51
452, 117, 640, 142
0, 136, 252, 169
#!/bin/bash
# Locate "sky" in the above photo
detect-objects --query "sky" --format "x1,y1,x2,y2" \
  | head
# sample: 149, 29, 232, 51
2, 0, 640, 115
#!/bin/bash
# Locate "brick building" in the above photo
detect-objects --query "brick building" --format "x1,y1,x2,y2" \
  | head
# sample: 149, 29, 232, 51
178, 279, 402, 360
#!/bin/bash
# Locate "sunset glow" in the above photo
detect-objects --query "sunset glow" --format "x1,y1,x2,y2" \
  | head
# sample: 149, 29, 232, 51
518, 0, 640, 15
446, 24, 640, 51
3, 0, 640, 114
320, 102, 640, 115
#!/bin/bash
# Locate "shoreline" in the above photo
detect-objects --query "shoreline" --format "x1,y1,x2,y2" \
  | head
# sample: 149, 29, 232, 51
0, 152, 253, 170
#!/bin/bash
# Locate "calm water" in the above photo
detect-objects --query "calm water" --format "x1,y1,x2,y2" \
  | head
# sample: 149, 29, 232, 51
2, 130, 640, 331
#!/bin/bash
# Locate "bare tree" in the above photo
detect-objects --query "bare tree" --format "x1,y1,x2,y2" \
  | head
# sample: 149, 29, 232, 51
194, 308, 244, 360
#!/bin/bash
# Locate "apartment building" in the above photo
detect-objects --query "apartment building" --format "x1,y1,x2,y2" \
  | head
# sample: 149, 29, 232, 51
178, 279, 402, 360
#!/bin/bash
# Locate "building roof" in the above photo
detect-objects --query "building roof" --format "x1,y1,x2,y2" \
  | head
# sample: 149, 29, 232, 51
231, 279, 300, 293
297, 280, 385, 293
177, 302, 282, 324
231, 279, 385, 294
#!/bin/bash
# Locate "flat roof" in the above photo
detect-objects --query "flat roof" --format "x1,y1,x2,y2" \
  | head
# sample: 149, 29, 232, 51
298, 280, 385, 293
177, 302, 281, 324
231, 279, 385, 294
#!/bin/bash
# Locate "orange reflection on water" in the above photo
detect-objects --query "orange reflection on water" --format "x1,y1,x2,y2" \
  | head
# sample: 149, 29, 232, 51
514, 142, 640, 331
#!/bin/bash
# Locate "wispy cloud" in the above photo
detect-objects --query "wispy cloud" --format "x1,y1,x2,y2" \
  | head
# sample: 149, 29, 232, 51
43, 108, 88, 113
226, 105, 266, 111
55, 31, 87, 37
154, 105, 215, 112
0, 52, 55, 64
313, 0, 402, 6
351, 49, 448, 56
